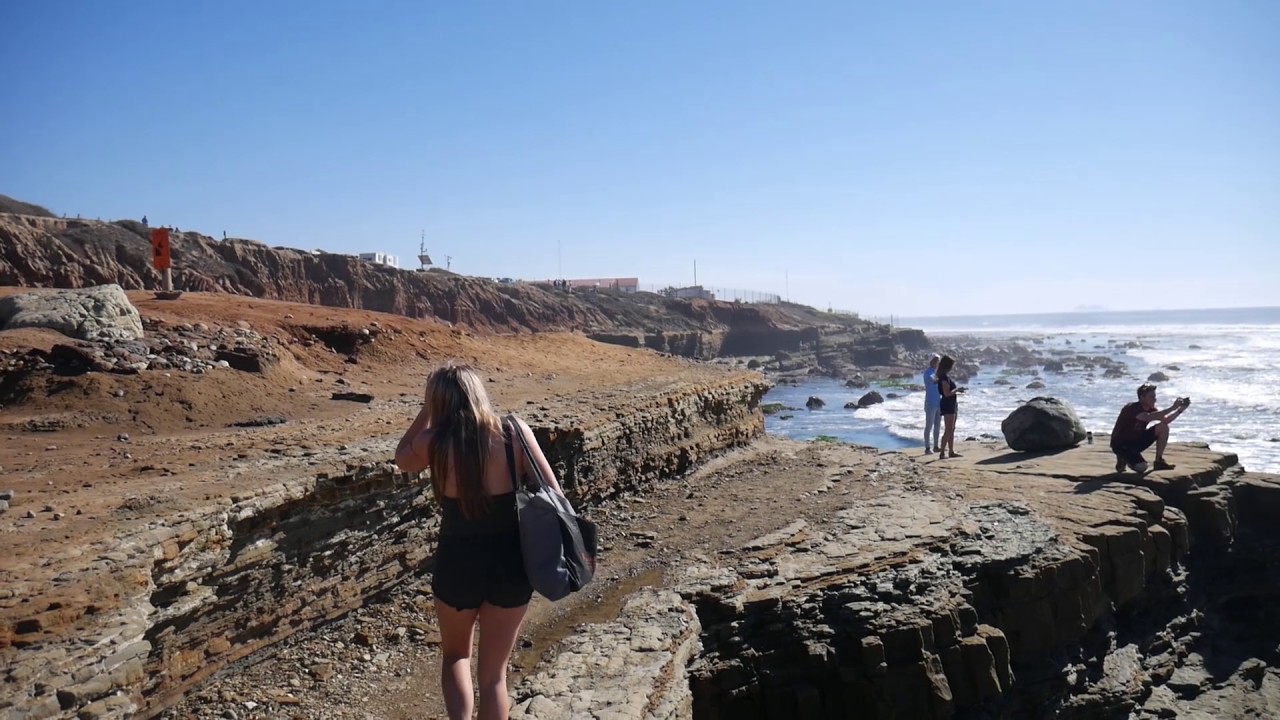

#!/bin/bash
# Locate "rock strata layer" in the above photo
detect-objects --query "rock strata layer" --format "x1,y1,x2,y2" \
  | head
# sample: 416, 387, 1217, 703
0, 215, 907, 365
508, 442, 1280, 719
0, 375, 766, 719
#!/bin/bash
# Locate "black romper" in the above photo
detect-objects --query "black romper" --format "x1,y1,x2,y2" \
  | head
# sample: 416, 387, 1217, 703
430, 443, 533, 610
938, 373, 958, 417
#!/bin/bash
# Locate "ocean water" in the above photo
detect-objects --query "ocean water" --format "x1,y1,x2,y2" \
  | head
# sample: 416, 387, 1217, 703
764, 307, 1280, 474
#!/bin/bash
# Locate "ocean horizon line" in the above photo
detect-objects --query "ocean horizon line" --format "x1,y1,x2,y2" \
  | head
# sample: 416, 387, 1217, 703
898, 304, 1280, 322
895, 304, 1280, 328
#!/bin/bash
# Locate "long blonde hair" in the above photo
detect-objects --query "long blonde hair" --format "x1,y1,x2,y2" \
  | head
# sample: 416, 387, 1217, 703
424, 364, 503, 519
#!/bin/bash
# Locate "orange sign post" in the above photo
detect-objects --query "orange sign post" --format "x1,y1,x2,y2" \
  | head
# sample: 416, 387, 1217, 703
150, 228, 171, 271
149, 228, 178, 297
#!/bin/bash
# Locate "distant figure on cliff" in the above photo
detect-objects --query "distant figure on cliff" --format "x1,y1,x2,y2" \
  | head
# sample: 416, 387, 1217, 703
1110, 383, 1189, 473
141, 215, 148, 227
936, 354, 964, 458
923, 353, 942, 453
395, 364, 564, 720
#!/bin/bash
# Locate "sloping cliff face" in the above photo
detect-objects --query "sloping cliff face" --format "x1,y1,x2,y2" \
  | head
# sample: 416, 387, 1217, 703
0, 213, 920, 363
0, 215, 604, 333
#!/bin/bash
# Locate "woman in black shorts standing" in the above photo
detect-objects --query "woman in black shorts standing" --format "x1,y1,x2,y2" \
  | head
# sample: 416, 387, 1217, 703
396, 364, 563, 720
936, 354, 963, 458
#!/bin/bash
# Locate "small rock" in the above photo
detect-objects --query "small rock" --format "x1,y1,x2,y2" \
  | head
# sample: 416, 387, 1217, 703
24, 510, 36, 519
117, 433, 130, 442
0, 490, 13, 501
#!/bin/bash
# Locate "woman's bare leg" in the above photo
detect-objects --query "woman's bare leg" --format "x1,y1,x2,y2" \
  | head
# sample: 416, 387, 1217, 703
476, 602, 528, 720
943, 414, 957, 455
435, 600, 479, 720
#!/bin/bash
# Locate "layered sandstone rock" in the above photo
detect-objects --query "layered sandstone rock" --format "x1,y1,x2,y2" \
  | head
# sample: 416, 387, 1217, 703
510, 590, 701, 719
0, 375, 766, 719
0, 214, 906, 365
508, 442, 1280, 720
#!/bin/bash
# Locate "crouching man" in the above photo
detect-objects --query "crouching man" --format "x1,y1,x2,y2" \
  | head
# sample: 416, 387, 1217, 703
1110, 383, 1189, 473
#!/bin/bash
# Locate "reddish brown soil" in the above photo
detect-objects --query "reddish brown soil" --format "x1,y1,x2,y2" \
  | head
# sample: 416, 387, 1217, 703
0, 291, 740, 657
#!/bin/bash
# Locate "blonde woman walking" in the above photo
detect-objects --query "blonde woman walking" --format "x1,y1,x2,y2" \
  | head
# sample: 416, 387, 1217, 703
396, 364, 563, 720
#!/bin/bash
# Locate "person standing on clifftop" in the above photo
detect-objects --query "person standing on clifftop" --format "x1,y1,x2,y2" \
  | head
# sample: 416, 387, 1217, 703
1110, 383, 1189, 473
936, 355, 964, 458
395, 365, 564, 720
923, 353, 942, 453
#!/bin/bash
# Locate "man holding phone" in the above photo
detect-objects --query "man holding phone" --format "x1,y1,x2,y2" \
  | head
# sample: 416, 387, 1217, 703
1110, 383, 1190, 473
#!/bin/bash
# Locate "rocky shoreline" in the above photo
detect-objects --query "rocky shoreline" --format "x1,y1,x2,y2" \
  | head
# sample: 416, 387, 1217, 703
143, 441, 1280, 720
511, 442, 1280, 719
3, 287, 1278, 720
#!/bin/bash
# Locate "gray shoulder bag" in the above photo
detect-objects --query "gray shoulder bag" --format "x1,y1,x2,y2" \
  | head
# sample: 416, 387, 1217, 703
503, 415, 598, 601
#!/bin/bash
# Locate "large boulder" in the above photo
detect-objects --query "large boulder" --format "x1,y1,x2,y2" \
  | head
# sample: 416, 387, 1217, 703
805, 396, 825, 410
0, 284, 144, 340
857, 391, 884, 408
1001, 396, 1087, 452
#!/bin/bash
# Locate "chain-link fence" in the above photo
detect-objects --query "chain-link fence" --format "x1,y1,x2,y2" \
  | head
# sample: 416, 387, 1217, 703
529, 279, 783, 304
826, 307, 861, 319
631, 284, 781, 304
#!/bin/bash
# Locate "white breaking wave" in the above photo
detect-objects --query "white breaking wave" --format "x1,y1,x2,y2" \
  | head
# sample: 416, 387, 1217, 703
763, 321, 1280, 474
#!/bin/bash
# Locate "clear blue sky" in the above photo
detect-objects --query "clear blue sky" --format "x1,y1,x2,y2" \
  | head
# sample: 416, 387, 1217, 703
2, 1, 1277, 316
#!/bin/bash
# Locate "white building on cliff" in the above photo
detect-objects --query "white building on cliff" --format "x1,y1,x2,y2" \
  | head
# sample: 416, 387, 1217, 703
358, 252, 399, 269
